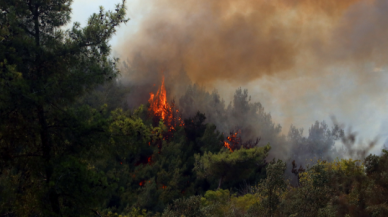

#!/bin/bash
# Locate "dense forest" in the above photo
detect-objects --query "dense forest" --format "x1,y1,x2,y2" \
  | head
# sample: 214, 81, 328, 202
1, 0, 388, 216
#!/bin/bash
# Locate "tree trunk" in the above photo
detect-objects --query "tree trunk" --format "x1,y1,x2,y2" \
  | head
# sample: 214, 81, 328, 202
33, 4, 61, 214
218, 176, 223, 189
37, 105, 61, 215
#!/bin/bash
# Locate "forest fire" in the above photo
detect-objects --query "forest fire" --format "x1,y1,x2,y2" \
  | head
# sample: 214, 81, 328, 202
142, 76, 186, 165
148, 76, 169, 120
224, 141, 233, 152
224, 130, 242, 152
148, 76, 183, 130
224, 130, 260, 152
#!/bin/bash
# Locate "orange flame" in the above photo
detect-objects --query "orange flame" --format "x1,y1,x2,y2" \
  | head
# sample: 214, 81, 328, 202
148, 76, 184, 131
149, 77, 169, 120
224, 130, 242, 152
224, 141, 233, 152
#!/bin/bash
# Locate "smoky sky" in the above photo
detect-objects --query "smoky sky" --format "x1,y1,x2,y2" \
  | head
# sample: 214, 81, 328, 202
114, 0, 388, 147
117, 0, 388, 83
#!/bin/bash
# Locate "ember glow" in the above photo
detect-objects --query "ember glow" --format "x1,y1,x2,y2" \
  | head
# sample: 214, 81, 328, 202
224, 141, 233, 152
224, 130, 242, 152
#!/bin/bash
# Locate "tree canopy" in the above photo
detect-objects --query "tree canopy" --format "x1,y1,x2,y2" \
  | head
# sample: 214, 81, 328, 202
0, 0, 128, 215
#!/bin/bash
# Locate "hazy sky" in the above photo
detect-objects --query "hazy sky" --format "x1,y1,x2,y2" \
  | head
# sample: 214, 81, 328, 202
70, 0, 388, 151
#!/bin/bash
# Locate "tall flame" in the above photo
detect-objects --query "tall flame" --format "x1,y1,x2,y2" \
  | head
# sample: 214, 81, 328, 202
148, 76, 184, 132
148, 76, 169, 120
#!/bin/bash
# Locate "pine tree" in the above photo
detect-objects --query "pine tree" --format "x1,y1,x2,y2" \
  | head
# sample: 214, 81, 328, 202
194, 145, 270, 189
0, 0, 128, 215
255, 159, 287, 217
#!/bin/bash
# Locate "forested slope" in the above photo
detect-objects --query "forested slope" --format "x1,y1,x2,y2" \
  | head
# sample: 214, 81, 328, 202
0, 1, 387, 216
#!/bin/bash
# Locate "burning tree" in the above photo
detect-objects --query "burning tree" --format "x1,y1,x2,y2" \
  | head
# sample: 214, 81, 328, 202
148, 76, 184, 131
224, 130, 261, 152
105, 77, 269, 213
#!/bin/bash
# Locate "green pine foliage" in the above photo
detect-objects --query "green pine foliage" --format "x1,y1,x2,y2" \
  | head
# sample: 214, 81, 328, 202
194, 145, 270, 189
188, 151, 388, 217
0, 0, 128, 215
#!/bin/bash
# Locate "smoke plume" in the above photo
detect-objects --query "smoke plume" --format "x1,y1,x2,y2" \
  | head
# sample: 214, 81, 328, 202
115, 0, 388, 157
117, 0, 388, 84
